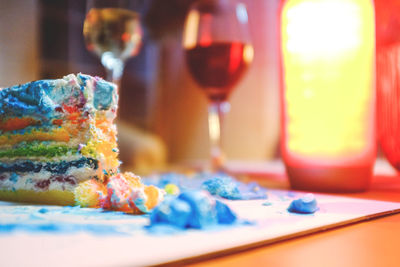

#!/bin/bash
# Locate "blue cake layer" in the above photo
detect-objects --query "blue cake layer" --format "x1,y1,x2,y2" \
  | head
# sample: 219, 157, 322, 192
0, 157, 98, 175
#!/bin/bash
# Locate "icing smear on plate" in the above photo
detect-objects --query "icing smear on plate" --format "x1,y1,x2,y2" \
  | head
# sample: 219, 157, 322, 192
0, 173, 319, 235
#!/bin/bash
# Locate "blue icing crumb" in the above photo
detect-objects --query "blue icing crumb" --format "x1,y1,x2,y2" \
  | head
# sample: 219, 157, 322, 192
178, 191, 217, 228
202, 175, 241, 200
150, 197, 191, 229
200, 173, 268, 200
287, 193, 319, 214
207, 174, 267, 200
144, 172, 267, 200
262, 201, 272, 206
150, 190, 237, 229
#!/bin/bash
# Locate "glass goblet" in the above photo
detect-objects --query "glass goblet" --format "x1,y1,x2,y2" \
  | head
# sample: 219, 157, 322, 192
83, 0, 143, 86
183, 0, 254, 170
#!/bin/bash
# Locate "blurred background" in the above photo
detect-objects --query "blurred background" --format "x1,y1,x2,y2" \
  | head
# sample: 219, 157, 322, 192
0, 0, 280, 173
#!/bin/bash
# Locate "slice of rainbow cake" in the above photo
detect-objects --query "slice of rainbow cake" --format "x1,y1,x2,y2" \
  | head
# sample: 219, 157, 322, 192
0, 73, 119, 205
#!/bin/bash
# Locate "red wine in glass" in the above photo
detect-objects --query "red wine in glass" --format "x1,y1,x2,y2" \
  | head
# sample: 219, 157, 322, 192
183, 0, 253, 170
185, 41, 252, 102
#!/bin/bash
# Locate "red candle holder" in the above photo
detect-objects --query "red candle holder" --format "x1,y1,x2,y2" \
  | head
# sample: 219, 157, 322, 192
280, 0, 376, 192
376, 0, 400, 172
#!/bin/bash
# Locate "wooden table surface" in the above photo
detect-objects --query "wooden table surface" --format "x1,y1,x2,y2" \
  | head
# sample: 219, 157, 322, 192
182, 160, 400, 267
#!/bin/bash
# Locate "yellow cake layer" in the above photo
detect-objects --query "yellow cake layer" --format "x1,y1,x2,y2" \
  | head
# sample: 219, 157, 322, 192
0, 189, 75, 206
0, 128, 71, 146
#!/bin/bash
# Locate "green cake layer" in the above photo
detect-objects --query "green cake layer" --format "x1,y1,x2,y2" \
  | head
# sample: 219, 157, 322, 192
0, 144, 78, 158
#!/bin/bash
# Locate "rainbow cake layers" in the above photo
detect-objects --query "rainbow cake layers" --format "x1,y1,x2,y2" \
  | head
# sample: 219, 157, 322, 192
0, 73, 119, 205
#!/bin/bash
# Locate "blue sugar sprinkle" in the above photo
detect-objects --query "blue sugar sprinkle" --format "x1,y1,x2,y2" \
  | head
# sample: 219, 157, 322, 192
10, 173, 18, 183
38, 208, 49, 214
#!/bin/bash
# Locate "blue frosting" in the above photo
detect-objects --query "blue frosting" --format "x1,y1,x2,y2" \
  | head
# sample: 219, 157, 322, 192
215, 200, 237, 224
178, 191, 217, 228
0, 74, 116, 121
0, 80, 56, 119
150, 190, 237, 229
93, 78, 115, 110
287, 193, 319, 214
149, 197, 191, 229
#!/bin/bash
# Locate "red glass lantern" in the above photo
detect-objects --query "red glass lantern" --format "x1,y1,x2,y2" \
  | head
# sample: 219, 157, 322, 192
376, 0, 400, 171
280, 0, 376, 192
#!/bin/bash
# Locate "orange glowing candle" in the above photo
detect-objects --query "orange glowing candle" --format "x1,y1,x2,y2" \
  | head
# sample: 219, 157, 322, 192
280, 0, 376, 192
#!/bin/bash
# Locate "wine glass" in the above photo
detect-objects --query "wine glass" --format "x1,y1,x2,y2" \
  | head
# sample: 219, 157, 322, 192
183, 0, 254, 170
83, 0, 143, 86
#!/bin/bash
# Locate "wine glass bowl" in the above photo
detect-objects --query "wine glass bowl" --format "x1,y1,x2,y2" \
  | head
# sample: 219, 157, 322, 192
183, 0, 253, 169
83, 0, 143, 84
185, 41, 253, 102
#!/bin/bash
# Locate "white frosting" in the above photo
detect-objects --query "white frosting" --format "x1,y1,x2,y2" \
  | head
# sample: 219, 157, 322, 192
0, 166, 96, 192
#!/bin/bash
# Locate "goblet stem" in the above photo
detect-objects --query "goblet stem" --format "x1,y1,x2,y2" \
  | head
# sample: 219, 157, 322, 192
101, 52, 125, 86
208, 100, 230, 170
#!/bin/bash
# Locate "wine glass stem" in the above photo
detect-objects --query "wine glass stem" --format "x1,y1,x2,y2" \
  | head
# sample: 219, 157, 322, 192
105, 65, 124, 87
101, 52, 125, 86
208, 100, 230, 169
